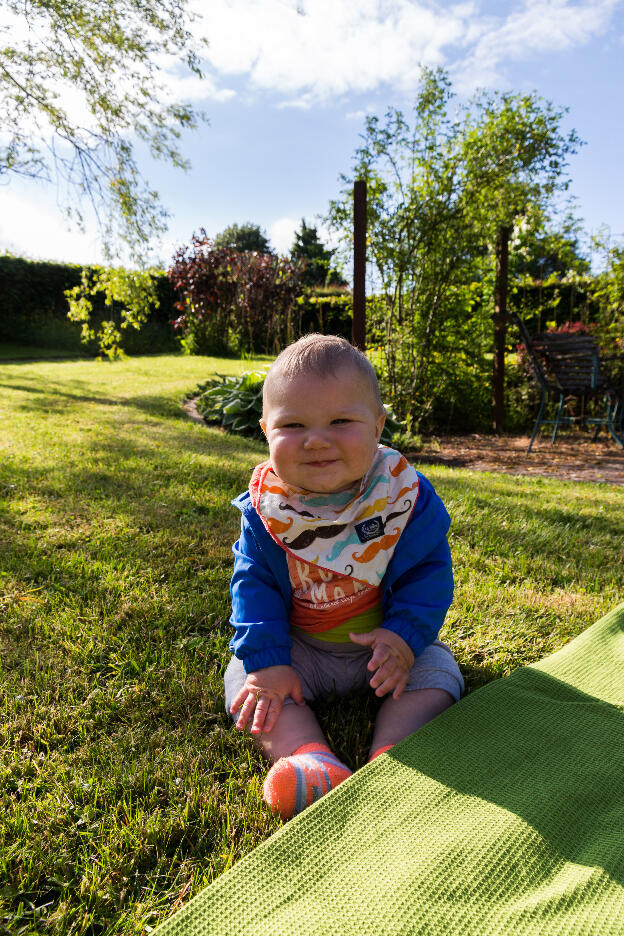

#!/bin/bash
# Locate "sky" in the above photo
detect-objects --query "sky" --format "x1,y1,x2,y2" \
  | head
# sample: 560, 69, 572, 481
1, 0, 623, 270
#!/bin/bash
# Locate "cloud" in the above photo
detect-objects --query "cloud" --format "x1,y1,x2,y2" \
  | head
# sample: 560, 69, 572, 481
191, 0, 624, 103
268, 216, 299, 255
161, 67, 237, 104
194, 0, 470, 102
453, 0, 624, 91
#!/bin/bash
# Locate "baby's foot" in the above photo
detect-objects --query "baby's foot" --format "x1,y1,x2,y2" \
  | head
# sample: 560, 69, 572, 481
263, 743, 352, 819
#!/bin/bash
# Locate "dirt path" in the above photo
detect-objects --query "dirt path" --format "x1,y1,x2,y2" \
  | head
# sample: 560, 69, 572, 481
413, 433, 624, 486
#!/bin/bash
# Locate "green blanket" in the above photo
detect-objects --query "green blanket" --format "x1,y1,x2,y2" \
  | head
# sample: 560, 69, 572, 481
156, 604, 624, 936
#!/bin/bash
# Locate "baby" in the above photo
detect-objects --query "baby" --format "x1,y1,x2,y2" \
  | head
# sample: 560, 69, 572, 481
225, 334, 463, 819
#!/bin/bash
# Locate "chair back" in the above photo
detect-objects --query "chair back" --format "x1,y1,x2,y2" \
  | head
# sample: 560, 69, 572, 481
533, 333, 599, 394
510, 311, 555, 392
510, 312, 599, 395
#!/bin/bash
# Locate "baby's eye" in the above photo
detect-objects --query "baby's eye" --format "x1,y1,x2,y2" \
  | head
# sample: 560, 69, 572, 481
331, 418, 351, 425
281, 422, 304, 429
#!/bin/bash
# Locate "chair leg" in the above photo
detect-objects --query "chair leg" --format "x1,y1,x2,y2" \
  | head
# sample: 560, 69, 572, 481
606, 394, 624, 449
527, 391, 546, 454
551, 394, 565, 444
590, 396, 602, 442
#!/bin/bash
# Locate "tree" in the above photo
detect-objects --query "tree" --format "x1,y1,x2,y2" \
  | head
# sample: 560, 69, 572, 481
327, 68, 581, 433
65, 266, 161, 360
290, 218, 345, 288
459, 90, 581, 430
0, 0, 206, 261
213, 223, 273, 254
511, 213, 590, 281
328, 71, 486, 429
589, 235, 624, 360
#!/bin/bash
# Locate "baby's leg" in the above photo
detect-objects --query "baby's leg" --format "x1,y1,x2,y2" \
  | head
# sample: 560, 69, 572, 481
368, 639, 463, 760
254, 700, 326, 762
369, 688, 454, 759
258, 704, 352, 819
224, 653, 352, 819
225, 652, 326, 760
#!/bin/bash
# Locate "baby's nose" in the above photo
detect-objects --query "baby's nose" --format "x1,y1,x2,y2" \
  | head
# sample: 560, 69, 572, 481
303, 429, 330, 448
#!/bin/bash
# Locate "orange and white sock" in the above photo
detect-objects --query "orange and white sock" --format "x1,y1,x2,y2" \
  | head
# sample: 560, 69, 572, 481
368, 744, 394, 762
263, 743, 352, 820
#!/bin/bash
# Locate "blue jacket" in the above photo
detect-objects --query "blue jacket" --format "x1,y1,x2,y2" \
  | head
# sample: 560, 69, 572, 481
229, 472, 454, 673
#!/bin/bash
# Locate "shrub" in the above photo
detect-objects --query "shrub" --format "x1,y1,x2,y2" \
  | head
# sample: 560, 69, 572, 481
169, 232, 304, 356
294, 288, 352, 340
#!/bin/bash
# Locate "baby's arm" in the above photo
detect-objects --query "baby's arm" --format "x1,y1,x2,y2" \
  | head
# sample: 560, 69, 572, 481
230, 665, 305, 735
230, 513, 302, 734
230, 521, 292, 670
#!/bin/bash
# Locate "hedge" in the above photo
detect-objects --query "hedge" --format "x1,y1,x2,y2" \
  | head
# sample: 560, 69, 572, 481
0, 255, 179, 354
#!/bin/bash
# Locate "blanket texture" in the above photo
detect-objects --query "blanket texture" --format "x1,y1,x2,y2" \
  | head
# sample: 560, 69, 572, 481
155, 604, 624, 936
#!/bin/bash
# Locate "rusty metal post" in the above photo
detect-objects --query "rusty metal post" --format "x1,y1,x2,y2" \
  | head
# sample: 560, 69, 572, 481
493, 224, 510, 434
352, 179, 366, 351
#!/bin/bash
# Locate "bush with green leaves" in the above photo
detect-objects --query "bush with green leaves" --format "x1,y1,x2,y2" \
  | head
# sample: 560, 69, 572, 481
194, 371, 267, 436
192, 370, 405, 446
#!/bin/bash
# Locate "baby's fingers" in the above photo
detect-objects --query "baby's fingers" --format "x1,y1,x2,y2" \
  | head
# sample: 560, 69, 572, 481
391, 672, 408, 700
230, 685, 249, 715
370, 661, 406, 698
250, 694, 272, 735
258, 697, 283, 735
368, 644, 391, 673
234, 691, 257, 731
369, 656, 398, 689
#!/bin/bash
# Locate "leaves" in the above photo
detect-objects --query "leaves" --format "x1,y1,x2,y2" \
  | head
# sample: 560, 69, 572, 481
65, 266, 161, 359
0, 0, 207, 261
168, 232, 304, 356
194, 372, 267, 438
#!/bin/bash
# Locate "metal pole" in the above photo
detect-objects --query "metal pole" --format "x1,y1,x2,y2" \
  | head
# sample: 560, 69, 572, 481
352, 179, 366, 351
492, 225, 510, 434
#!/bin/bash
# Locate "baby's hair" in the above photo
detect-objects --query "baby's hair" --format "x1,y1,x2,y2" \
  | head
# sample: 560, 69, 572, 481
263, 333, 384, 416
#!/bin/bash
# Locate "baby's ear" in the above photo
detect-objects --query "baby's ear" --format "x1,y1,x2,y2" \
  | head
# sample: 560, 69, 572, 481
375, 412, 386, 441
259, 419, 268, 438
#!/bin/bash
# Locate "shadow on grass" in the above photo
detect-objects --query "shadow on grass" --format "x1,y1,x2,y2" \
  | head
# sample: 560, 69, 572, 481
0, 375, 196, 420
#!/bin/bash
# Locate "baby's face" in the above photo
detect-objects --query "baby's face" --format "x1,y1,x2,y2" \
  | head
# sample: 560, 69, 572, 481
260, 368, 386, 493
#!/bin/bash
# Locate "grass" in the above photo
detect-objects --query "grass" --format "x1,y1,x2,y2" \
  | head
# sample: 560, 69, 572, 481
1, 352, 623, 935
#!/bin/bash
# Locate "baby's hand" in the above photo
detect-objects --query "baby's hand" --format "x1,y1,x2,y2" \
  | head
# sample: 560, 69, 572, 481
230, 665, 304, 735
349, 629, 415, 699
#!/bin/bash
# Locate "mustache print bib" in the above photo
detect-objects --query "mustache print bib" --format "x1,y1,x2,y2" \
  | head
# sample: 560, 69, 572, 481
249, 445, 419, 585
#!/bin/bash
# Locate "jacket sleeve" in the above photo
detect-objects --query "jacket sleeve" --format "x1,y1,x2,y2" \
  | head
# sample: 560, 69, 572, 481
380, 474, 454, 659
229, 514, 293, 673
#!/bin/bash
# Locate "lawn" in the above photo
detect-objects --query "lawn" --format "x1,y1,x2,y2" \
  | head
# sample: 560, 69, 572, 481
1, 352, 623, 936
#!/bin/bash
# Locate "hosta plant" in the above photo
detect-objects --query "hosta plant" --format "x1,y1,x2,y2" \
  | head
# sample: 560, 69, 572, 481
193, 371, 267, 437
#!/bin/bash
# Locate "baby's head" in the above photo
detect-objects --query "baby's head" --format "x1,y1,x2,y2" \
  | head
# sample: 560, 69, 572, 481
260, 334, 386, 493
